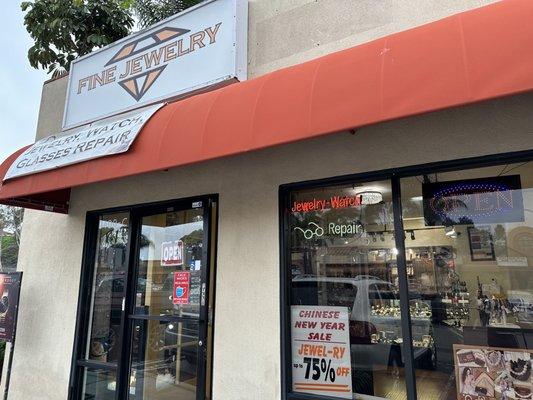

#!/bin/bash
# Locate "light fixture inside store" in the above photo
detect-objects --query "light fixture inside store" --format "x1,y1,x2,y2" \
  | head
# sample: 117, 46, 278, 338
357, 191, 383, 205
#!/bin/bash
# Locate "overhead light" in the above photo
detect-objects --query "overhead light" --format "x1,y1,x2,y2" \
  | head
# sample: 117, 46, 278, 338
357, 191, 383, 205
411, 196, 423, 202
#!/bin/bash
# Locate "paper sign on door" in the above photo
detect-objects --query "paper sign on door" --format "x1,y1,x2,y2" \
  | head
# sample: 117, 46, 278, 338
173, 271, 190, 305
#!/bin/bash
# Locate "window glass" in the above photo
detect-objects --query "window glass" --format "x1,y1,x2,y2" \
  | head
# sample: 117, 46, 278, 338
128, 319, 198, 400
288, 181, 411, 399
135, 209, 204, 317
400, 161, 533, 400
86, 213, 129, 363
81, 367, 117, 400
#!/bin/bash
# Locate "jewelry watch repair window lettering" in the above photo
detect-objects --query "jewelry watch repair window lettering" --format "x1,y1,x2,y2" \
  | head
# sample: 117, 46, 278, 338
400, 161, 533, 400
287, 180, 412, 399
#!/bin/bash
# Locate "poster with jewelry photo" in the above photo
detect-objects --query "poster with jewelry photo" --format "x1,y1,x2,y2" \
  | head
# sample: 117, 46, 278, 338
454, 344, 532, 400
0, 272, 22, 343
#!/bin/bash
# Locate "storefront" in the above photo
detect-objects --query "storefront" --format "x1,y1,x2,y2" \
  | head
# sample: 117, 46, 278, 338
0, 1, 532, 400
281, 154, 533, 399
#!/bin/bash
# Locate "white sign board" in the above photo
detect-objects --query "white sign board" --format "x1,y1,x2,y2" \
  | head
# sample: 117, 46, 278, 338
4, 104, 163, 181
63, 0, 247, 129
291, 306, 353, 399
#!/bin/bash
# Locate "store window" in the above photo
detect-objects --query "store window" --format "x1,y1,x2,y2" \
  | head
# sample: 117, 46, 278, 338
283, 157, 533, 400
287, 180, 412, 399
401, 161, 533, 400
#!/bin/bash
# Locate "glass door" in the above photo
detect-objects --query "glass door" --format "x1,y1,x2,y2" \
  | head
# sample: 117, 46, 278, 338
126, 201, 212, 400
71, 197, 216, 400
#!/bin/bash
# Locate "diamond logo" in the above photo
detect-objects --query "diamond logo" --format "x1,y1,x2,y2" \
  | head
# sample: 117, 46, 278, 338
107, 27, 190, 101
118, 65, 168, 101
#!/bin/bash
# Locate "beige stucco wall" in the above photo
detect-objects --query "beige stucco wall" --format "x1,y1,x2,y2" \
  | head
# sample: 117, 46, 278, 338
248, 0, 500, 77
9, 1, 531, 400
9, 91, 533, 400
34, 76, 69, 140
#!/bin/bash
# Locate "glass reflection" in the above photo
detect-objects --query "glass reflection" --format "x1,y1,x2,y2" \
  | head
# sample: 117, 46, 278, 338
86, 213, 129, 363
129, 319, 198, 400
401, 162, 533, 400
289, 181, 410, 399
81, 368, 117, 400
135, 210, 204, 318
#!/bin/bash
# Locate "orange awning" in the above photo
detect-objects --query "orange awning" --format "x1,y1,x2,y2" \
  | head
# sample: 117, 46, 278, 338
1, 0, 533, 213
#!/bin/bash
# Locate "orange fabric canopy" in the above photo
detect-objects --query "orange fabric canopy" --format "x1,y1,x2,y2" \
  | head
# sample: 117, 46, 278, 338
1, 0, 533, 213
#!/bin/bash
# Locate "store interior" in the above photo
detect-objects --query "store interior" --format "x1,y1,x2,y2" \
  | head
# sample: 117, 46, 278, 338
290, 161, 533, 400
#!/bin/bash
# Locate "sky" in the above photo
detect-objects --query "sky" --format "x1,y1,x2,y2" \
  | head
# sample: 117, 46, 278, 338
0, 2, 49, 164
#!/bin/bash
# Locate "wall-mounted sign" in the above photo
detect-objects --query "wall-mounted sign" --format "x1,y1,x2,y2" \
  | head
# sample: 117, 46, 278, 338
63, 0, 247, 129
291, 306, 353, 399
4, 104, 162, 181
0, 272, 22, 343
173, 271, 190, 305
423, 175, 524, 226
161, 240, 184, 266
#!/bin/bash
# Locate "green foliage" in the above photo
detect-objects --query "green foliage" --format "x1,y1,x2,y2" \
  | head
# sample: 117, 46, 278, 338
1, 236, 19, 271
0, 206, 23, 271
21, 0, 134, 76
132, 0, 202, 29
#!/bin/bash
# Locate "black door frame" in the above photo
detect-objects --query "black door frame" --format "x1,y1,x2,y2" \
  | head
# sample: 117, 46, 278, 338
68, 194, 218, 400
279, 149, 533, 400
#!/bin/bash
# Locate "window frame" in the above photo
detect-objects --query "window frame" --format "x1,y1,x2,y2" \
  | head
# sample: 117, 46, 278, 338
279, 149, 533, 400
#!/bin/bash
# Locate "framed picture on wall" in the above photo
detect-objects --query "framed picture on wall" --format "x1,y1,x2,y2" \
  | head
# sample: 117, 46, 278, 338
468, 226, 495, 261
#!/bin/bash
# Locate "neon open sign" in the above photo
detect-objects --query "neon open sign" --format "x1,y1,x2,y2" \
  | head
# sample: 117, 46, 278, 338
422, 175, 524, 226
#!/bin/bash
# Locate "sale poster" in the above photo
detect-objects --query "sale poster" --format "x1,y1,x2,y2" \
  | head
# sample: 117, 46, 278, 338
161, 240, 184, 266
454, 344, 533, 400
291, 305, 352, 399
173, 271, 190, 305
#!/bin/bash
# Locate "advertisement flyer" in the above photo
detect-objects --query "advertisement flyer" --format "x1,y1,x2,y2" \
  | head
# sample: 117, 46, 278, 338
454, 344, 533, 400
0, 272, 22, 342
291, 305, 353, 398
173, 271, 190, 305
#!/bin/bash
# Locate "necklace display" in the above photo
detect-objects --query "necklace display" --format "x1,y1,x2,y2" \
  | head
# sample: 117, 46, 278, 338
486, 351, 503, 369
370, 303, 431, 319
510, 359, 532, 381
